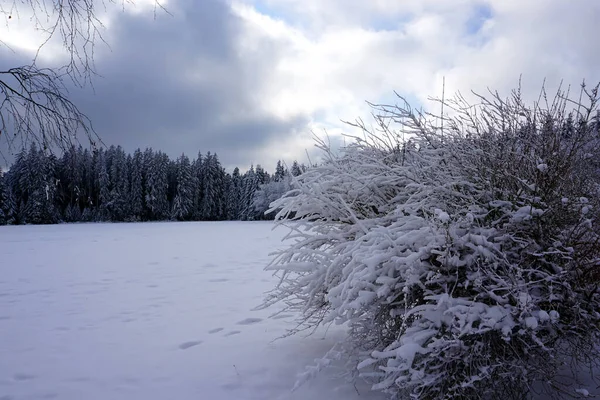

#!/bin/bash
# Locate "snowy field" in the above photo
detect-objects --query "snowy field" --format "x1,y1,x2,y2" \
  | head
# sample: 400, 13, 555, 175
0, 221, 384, 400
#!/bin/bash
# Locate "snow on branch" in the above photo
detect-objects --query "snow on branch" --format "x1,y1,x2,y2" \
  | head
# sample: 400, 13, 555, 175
262, 80, 600, 399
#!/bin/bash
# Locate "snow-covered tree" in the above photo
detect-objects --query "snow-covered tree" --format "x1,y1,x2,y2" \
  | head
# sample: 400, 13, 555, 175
145, 151, 170, 220
0, 171, 7, 224
261, 83, 600, 400
226, 167, 243, 220
58, 145, 82, 215
253, 175, 293, 220
15, 144, 60, 224
274, 160, 287, 182
255, 164, 270, 186
200, 152, 227, 220
171, 154, 195, 220
107, 146, 130, 221
191, 151, 204, 220
95, 149, 111, 221
129, 149, 145, 221
80, 148, 94, 210
290, 160, 305, 177
240, 165, 259, 220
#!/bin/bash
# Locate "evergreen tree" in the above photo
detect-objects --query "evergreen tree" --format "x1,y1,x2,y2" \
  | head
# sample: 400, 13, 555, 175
58, 145, 82, 216
226, 167, 243, 220
22, 144, 59, 224
145, 151, 169, 220
141, 148, 154, 219
80, 148, 94, 210
3, 182, 17, 225
96, 149, 111, 221
10, 148, 28, 218
129, 149, 144, 221
107, 146, 129, 221
274, 160, 286, 182
241, 165, 259, 220
41, 152, 60, 223
0, 171, 6, 225
171, 154, 195, 220
201, 152, 226, 220
290, 160, 302, 177
191, 151, 204, 220
255, 164, 270, 186
2, 142, 297, 224
166, 158, 178, 210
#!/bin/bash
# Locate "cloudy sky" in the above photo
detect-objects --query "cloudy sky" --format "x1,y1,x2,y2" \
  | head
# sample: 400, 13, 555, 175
1, 0, 599, 172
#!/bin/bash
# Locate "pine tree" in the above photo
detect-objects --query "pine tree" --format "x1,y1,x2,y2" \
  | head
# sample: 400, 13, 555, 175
141, 148, 154, 219
166, 158, 178, 209
129, 149, 144, 221
58, 145, 82, 217
22, 144, 52, 224
226, 167, 243, 220
3, 184, 17, 225
274, 160, 286, 182
10, 148, 28, 220
145, 151, 169, 220
107, 146, 129, 221
96, 149, 111, 221
290, 160, 302, 177
40, 152, 60, 223
171, 154, 195, 220
241, 165, 258, 220
191, 151, 204, 220
255, 164, 269, 186
0, 171, 7, 225
80, 148, 94, 211
201, 152, 226, 220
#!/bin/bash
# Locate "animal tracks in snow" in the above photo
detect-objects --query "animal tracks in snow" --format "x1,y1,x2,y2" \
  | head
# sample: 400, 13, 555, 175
178, 340, 203, 350
236, 318, 262, 325
205, 316, 267, 339
180, 313, 284, 353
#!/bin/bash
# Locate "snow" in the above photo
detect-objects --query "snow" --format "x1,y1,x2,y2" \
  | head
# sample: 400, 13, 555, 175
576, 388, 590, 397
0, 221, 385, 400
536, 163, 548, 173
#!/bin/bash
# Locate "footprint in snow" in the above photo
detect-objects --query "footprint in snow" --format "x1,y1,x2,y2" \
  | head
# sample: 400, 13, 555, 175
13, 373, 36, 381
209, 278, 229, 283
224, 330, 241, 337
208, 328, 224, 334
178, 340, 203, 350
236, 318, 263, 325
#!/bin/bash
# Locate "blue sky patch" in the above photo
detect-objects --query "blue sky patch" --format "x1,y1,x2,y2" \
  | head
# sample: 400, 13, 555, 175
466, 3, 493, 35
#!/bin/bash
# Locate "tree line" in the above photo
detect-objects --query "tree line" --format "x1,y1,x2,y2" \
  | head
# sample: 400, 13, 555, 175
0, 144, 306, 225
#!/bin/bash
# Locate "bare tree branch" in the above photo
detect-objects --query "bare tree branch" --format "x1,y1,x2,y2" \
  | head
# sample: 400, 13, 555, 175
0, 0, 167, 161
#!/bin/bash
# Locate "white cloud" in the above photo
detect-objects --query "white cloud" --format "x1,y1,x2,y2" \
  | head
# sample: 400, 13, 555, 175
232, 0, 600, 168
0, 0, 167, 65
2, 0, 599, 171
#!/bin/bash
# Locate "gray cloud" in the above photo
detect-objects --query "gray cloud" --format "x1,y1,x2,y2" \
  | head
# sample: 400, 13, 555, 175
69, 0, 309, 169
1, 0, 308, 170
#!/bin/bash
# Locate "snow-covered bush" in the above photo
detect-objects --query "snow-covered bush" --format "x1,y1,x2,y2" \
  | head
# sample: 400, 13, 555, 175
253, 176, 294, 219
262, 83, 600, 399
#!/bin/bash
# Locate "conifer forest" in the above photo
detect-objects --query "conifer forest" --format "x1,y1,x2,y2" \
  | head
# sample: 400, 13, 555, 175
0, 145, 306, 225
